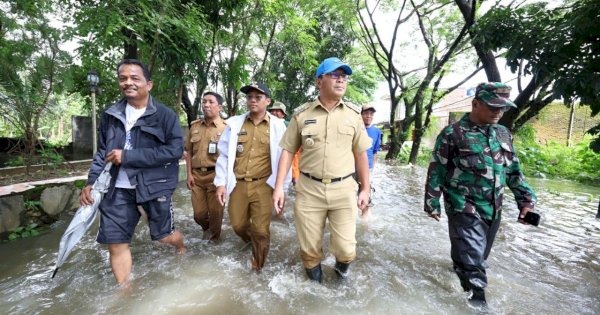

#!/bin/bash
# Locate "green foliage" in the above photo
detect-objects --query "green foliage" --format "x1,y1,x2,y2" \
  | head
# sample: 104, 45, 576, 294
515, 123, 536, 145
0, 0, 74, 165
37, 147, 65, 168
6, 156, 25, 167
7, 223, 43, 241
73, 179, 87, 190
398, 145, 432, 167
473, 0, 600, 130
24, 200, 41, 211
515, 135, 600, 184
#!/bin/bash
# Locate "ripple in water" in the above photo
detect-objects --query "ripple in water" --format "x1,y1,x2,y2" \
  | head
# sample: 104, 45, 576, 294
0, 162, 599, 314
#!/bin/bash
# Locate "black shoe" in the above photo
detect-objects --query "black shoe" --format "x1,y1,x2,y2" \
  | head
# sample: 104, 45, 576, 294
334, 261, 350, 279
305, 264, 322, 283
468, 288, 487, 307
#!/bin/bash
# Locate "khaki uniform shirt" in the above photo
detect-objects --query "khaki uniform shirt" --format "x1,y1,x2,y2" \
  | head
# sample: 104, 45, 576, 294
233, 114, 272, 179
280, 99, 371, 179
185, 117, 227, 168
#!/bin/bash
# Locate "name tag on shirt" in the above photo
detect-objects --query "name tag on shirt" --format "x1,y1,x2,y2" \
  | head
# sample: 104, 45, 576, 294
208, 142, 217, 154
304, 119, 317, 125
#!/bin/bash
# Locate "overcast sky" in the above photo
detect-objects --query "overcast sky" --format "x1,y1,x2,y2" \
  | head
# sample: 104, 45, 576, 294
362, 1, 539, 124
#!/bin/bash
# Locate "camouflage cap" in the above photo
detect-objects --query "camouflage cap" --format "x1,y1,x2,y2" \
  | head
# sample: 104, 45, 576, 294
475, 82, 517, 108
269, 101, 287, 116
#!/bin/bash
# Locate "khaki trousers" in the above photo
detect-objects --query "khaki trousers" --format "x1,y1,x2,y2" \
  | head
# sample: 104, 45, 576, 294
294, 174, 358, 269
191, 170, 224, 241
228, 178, 273, 270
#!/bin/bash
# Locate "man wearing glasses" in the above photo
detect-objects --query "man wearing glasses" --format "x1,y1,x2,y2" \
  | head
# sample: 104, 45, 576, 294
273, 57, 371, 283
424, 82, 537, 305
215, 83, 290, 272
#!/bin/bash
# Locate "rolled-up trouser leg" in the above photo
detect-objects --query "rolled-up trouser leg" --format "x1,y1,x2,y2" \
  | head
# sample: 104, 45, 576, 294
447, 212, 501, 291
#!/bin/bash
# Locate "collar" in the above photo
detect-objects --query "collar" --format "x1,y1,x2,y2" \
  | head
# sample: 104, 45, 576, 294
201, 116, 224, 127
314, 98, 345, 111
245, 112, 270, 124
460, 113, 493, 133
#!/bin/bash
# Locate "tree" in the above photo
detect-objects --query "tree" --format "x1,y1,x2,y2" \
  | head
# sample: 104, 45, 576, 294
0, 0, 73, 171
67, 0, 380, 124
469, 0, 600, 132
356, 0, 481, 162
255, 0, 378, 111
67, 0, 212, 123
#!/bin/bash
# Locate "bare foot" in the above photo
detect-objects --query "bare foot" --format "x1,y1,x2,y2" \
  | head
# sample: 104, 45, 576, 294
159, 230, 187, 254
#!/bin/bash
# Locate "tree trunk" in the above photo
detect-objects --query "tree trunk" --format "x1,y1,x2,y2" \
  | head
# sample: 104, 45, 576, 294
454, 0, 502, 82
385, 96, 402, 159
182, 88, 197, 126
122, 27, 137, 59
567, 103, 575, 147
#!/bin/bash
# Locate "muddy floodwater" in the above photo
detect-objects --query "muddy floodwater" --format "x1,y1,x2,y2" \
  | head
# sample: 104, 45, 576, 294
1, 163, 599, 314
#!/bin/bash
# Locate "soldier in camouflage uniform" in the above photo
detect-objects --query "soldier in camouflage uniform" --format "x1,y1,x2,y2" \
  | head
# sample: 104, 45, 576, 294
424, 82, 537, 304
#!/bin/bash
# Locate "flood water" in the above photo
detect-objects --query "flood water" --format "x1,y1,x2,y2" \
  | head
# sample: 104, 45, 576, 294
1, 162, 599, 314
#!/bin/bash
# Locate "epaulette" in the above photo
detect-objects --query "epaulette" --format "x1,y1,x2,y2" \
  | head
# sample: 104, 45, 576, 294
190, 119, 202, 126
345, 101, 361, 114
293, 103, 311, 116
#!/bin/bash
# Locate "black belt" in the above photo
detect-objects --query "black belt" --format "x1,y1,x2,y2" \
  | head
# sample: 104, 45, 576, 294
236, 176, 267, 182
301, 172, 353, 184
195, 166, 215, 172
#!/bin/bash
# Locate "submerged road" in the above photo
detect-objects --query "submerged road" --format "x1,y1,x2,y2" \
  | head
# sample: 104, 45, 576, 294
0, 162, 599, 314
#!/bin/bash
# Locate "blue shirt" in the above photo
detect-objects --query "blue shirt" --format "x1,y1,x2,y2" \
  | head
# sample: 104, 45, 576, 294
365, 125, 381, 169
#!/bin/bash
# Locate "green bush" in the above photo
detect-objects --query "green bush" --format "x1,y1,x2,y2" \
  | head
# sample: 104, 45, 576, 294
24, 200, 41, 211
6, 156, 25, 167
515, 135, 600, 184
38, 148, 65, 168
8, 223, 43, 240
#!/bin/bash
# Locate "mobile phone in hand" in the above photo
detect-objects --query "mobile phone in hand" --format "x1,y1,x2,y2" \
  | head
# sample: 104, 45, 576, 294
522, 211, 540, 226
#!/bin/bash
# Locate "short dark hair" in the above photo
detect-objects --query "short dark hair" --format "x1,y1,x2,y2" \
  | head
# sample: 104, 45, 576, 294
117, 59, 151, 81
203, 91, 224, 105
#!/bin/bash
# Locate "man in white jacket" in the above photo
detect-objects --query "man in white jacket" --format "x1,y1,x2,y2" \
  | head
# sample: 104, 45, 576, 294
215, 82, 291, 272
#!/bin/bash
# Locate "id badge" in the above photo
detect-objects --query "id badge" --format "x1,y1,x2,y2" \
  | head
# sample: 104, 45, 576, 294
208, 142, 217, 154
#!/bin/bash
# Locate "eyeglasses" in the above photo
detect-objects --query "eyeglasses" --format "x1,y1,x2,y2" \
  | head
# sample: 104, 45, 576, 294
324, 72, 350, 81
476, 98, 511, 112
484, 103, 511, 112
246, 95, 266, 101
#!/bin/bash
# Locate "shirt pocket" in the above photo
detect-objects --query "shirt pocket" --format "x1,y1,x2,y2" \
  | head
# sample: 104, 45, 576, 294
260, 134, 270, 145
190, 129, 201, 143
336, 125, 355, 147
139, 125, 165, 146
190, 130, 202, 152
236, 135, 249, 157
457, 146, 486, 175
301, 125, 321, 148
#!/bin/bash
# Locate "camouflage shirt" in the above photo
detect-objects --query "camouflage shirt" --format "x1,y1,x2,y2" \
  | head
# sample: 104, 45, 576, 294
424, 114, 536, 220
